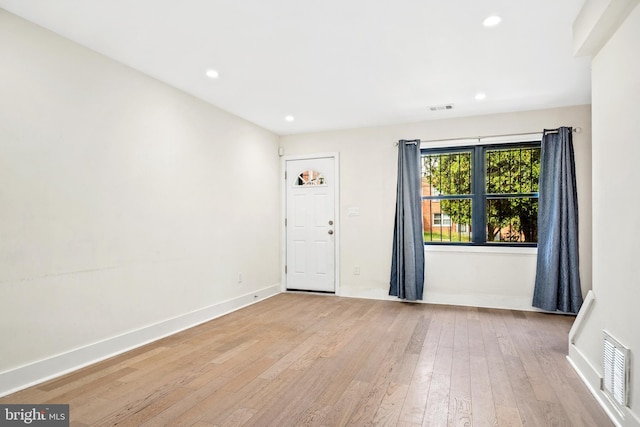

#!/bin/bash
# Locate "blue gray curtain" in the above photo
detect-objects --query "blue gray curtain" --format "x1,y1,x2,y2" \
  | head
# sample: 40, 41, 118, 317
532, 127, 582, 313
389, 140, 424, 301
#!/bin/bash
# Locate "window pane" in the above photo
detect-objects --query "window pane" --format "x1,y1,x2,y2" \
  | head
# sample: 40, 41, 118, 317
423, 151, 472, 197
486, 146, 540, 194
486, 198, 538, 243
295, 170, 326, 186
422, 198, 472, 243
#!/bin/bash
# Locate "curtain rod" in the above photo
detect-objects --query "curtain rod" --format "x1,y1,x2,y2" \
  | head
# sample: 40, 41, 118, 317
394, 126, 581, 146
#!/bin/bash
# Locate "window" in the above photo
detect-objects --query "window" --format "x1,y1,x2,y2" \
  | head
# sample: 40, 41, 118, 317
421, 142, 540, 245
433, 213, 452, 226
294, 170, 326, 186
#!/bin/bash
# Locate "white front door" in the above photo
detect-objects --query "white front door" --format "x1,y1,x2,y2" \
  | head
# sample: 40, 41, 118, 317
285, 157, 336, 292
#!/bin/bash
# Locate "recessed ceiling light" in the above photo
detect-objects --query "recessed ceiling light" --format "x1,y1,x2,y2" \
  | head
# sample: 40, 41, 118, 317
205, 69, 219, 79
285, 115, 295, 122
475, 92, 487, 100
483, 15, 502, 27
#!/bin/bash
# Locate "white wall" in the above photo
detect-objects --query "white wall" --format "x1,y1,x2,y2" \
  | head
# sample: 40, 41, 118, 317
0, 10, 280, 393
570, 3, 640, 425
280, 105, 593, 310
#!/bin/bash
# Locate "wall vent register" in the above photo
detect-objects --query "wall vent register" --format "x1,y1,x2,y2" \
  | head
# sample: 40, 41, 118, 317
602, 331, 630, 410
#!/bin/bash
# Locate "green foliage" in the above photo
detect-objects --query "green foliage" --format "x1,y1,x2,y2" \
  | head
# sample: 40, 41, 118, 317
486, 148, 540, 194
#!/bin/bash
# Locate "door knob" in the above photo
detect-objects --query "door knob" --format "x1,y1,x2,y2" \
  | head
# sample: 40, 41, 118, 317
328, 230, 334, 235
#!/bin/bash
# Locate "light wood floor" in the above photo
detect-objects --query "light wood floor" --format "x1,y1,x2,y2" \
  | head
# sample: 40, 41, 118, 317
1, 293, 612, 426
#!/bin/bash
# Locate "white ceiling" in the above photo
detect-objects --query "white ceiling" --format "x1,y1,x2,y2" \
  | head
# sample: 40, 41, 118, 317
0, 0, 590, 135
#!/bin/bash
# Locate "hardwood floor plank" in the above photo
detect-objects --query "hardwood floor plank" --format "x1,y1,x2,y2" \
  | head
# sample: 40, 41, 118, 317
0, 387, 50, 404
258, 333, 326, 381
405, 314, 431, 354
69, 397, 112, 425
495, 404, 523, 427
468, 310, 498, 427
567, 376, 614, 426
319, 379, 370, 427
35, 345, 155, 392
296, 403, 333, 427
532, 338, 609, 426
423, 306, 455, 427
502, 354, 551, 426
0, 294, 612, 427
43, 367, 138, 404
136, 384, 229, 427
352, 304, 403, 383
219, 357, 276, 393
372, 382, 410, 426
346, 324, 413, 425
448, 307, 472, 427
217, 407, 257, 427
478, 310, 518, 411
502, 311, 558, 403
91, 386, 193, 426
315, 328, 377, 406
398, 306, 442, 425
243, 359, 337, 426
210, 339, 260, 364
241, 369, 304, 411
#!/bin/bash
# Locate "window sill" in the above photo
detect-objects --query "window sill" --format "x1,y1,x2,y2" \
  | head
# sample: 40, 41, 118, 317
424, 245, 537, 255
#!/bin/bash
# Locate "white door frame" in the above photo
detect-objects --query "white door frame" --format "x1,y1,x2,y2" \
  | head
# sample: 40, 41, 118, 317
281, 152, 340, 294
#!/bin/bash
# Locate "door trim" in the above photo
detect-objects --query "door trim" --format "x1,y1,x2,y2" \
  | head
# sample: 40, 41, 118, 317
281, 152, 340, 295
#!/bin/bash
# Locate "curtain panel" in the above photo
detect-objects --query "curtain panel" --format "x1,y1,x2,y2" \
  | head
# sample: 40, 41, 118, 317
533, 127, 583, 313
389, 140, 424, 301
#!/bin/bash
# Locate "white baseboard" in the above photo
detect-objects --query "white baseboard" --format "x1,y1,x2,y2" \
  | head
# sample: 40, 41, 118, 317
422, 291, 537, 311
0, 284, 281, 398
338, 288, 539, 312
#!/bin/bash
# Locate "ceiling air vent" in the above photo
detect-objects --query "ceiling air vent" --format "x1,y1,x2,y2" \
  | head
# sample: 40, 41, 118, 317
429, 104, 454, 112
602, 331, 630, 410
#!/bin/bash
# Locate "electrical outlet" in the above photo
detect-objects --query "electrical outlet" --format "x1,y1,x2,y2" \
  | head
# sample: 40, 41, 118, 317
354, 266, 360, 275
238, 273, 243, 283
